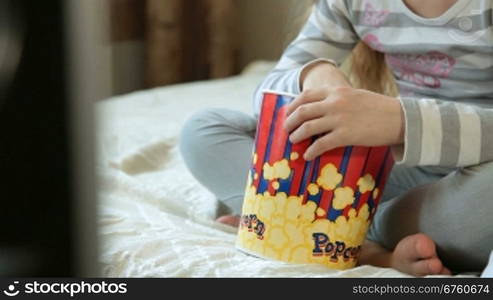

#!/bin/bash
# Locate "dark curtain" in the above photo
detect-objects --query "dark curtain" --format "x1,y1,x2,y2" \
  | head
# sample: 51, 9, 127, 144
145, 0, 240, 87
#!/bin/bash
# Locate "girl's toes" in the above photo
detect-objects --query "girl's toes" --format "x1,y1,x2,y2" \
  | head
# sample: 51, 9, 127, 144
413, 233, 437, 259
216, 215, 240, 227
393, 233, 436, 262
440, 266, 452, 276
411, 258, 443, 276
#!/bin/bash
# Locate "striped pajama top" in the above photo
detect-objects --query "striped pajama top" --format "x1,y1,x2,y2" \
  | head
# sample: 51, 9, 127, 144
253, 0, 493, 167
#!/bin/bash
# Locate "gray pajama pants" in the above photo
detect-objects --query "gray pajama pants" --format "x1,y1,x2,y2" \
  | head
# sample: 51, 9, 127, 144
179, 108, 493, 272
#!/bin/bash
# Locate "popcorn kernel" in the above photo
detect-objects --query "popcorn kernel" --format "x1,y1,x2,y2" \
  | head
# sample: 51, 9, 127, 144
290, 152, 299, 161
263, 159, 291, 180
333, 186, 355, 210
317, 163, 343, 191
274, 193, 288, 211
358, 174, 375, 194
300, 201, 317, 223
285, 222, 304, 246
308, 183, 320, 196
286, 197, 302, 221
259, 197, 275, 220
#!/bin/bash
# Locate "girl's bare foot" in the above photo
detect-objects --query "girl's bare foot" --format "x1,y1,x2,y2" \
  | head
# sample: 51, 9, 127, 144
216, 215, 240, 227
359, 233, 452, 276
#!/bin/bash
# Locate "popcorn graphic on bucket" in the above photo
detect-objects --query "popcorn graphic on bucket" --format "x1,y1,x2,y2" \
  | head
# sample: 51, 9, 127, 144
236, 90, 395, 270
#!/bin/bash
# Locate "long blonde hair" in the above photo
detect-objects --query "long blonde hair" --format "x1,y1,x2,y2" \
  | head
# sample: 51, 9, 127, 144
291, 1, 398, 96
349, 42, 398, 96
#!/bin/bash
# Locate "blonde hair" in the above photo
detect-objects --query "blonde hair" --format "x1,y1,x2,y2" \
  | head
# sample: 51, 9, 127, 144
349, 42, 398, 96
292, 1, 398, 96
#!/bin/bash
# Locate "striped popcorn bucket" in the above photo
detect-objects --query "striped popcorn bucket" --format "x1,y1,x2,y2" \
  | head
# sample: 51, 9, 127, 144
235, 90, 395, 270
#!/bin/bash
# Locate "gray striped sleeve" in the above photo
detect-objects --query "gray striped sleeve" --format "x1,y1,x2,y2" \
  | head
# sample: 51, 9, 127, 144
396, 97, 422, 166
478, 109, 493, 163
252, 0, 358, 117
397, 97, 493, 167
438, 102, 461, 166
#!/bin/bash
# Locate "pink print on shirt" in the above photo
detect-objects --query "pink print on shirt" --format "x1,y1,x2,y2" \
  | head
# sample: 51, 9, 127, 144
386, 52, 456, 89
363, 34, 456, 89
362, 2, 390, 27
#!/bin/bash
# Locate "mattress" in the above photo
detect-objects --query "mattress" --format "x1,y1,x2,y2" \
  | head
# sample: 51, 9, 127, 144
96, 61, 486, 278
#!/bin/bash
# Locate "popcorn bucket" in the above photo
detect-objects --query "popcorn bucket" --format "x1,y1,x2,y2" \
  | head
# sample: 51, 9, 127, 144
235, 90, 395, 270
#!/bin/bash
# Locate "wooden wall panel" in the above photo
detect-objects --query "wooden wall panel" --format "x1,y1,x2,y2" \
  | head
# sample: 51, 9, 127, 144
145, 0, 184, 86
145, 0, 240, 87
206, 0, 239, 78
109, 0, 145, 42
109, 0, 241, 87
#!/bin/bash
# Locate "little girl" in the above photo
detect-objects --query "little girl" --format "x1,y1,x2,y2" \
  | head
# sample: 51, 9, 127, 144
180, 0, 493, 276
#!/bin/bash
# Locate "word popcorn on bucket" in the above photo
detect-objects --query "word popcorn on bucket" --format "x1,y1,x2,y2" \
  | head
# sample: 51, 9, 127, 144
235, 90, 395, 270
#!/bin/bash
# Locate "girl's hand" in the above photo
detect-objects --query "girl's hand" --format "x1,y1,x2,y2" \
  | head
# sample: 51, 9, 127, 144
284, 87, 404, 161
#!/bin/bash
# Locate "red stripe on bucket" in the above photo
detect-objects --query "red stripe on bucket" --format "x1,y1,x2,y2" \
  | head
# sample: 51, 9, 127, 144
288, 139, 311, 196
253, 93, 277, 189
356, 147, 389, 213
266, 103, 290, 195
340, 147, 370, 218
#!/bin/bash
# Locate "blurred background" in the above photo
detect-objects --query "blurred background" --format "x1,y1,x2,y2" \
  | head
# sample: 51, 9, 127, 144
0, 0, 312, 277
102, 0, 310, 95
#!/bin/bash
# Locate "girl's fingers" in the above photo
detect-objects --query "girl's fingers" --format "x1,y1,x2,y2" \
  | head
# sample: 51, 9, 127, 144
286, 88, 329, 117
284, 101, 326, 133
289, 117, 334, 144
304, 132, 343, 161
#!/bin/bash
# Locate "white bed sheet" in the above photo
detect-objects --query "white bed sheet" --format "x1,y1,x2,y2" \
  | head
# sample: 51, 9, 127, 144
96, 61, 479, 278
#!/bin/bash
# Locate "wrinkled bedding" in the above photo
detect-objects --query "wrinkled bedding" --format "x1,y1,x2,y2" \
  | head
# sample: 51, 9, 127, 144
96, 61, 484, 278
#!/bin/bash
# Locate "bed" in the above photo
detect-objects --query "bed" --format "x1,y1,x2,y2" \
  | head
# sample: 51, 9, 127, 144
96, 61, 488, 278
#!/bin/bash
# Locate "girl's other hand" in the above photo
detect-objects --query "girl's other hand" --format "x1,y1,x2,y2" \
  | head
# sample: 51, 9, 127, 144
284, 86, 404, 161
